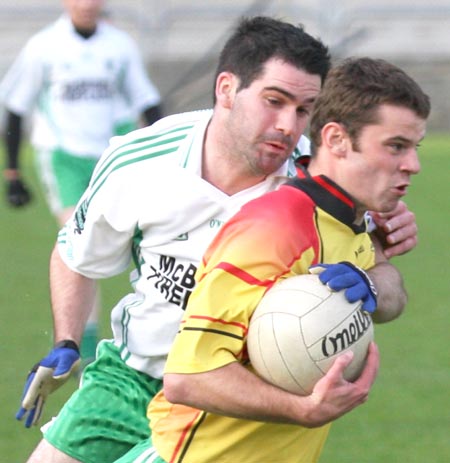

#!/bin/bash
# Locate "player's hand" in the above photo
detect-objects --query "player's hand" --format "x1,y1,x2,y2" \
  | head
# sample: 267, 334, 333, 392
310, 262, 378, 313
6, 178, 32, 207
16, 340, 80, 428
369, 201, 418, 259
305, 342, 379, 426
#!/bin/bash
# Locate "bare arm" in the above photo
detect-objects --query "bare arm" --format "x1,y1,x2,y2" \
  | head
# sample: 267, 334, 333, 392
49, 244, 97, 345
164, 343, 379, 428
368, 237, 408, 324
3, 110, 23, 174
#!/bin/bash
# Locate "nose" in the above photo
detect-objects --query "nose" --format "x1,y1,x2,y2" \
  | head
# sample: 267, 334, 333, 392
402, 149, 421, 175
275, 109, 301, 137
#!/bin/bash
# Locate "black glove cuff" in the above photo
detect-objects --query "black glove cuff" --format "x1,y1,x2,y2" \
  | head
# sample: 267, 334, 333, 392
341, 261, 378, 299
54, 339, 80, 353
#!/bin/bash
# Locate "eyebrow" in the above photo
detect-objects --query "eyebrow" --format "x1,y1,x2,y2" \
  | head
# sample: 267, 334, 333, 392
388, 136, 411, 143
263, 86, 317, 104
386, 135, 425, 145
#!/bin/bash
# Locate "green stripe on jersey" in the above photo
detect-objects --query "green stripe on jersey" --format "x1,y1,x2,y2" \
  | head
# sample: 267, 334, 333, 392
93, 124, 194, 178
87, 124, 194, 204
87, 146, 179, 205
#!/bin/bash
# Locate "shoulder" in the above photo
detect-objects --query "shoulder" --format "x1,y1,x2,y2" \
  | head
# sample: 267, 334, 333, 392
112, 109, 211, 145
150, 109, 213, 132
20, 19, 60, 52
202, 186, 316, 276
243, 184, 313, 223
91, 110, 212, 179
216, 186, 313, 242
96, 20, 136, 47
225, 185, 317, 249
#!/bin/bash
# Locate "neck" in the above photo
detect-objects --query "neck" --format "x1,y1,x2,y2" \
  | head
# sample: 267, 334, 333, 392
353, 210, 366, 226
308, 156, 367, 225
72, 22, 97, 39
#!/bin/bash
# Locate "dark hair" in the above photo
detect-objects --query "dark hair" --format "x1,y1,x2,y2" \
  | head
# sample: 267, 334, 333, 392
213, 16, 331, 103
309, 57, 431, 153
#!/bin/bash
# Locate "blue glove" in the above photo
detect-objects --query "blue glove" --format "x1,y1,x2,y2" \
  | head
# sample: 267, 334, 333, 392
310, 262, 378, 313
16, 340, 80, 428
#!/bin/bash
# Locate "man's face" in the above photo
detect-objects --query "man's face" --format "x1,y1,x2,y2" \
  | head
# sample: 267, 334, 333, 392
224, 58, 322, 176
344, 104, 426, 217
64, 0, 104, 30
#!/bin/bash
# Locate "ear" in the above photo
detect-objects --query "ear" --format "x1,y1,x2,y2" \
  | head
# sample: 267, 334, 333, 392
321, 122, 350, 158
215, 72, 238, 109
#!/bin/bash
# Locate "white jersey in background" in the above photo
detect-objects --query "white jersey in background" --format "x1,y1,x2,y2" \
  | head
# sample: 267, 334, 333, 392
0, 14, 161, 158
57, 109, 310, 378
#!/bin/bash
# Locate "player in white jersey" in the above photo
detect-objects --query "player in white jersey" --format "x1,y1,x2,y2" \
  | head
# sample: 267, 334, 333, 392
61, 109, 310, 377
19, 17, 418, 463
1, 1, 162, 216
1, 0, 162, 368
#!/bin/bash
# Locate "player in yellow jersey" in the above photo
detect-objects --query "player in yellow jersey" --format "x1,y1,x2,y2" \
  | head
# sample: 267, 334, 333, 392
140, 57, 430, 463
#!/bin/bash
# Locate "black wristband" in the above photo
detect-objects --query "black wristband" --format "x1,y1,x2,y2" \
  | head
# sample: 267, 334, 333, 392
54, 339, 80, 353
342, 261, 378, 300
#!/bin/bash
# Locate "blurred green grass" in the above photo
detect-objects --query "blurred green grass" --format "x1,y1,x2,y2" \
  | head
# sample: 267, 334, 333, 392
1, 135, 449, 461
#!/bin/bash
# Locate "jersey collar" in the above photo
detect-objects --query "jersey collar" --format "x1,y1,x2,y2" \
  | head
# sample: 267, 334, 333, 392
287, 168, 366, 233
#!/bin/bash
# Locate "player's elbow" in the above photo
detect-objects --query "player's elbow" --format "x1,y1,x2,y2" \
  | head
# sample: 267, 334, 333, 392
164, 373, 191, 404
372, 289, 408, 323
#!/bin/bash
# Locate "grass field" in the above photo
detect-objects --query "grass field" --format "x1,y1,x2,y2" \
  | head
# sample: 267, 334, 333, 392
1, 135, 449, 462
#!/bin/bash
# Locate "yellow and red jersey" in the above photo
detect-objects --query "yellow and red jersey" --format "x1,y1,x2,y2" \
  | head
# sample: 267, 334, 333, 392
149, 172, 375, 463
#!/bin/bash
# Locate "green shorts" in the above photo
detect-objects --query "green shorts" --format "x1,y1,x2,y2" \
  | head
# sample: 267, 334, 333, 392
35, 147, 99, 214
43, 340, 163, 463
114, 438, 167, 463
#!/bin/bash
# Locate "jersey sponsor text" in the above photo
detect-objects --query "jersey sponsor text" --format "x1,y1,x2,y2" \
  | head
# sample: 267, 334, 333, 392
145, 255, 197, 310
60, 80, 114, 101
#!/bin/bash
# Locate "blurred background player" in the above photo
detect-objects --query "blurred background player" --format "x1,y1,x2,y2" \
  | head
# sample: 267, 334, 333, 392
0, 0, 163, 368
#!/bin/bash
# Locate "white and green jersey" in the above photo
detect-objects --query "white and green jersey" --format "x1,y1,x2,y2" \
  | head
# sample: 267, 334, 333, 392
57, 109, 310, 378
0, 14, 160, 158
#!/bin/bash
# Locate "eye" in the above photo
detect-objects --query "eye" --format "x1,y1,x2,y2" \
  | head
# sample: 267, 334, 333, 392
267, 96, 282, 106
389, 142, 405, 152
296, 107, 310, 117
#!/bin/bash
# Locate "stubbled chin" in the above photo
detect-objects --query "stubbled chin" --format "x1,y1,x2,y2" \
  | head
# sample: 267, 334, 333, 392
379, 199, 401, 214
260, 160, 286, 176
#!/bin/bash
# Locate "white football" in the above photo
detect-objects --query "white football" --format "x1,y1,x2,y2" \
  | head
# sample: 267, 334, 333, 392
247, 273, 374, 395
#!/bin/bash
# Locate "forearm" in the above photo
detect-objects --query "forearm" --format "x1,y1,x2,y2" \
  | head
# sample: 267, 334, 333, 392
164, 352, 376, 429
50, 245, 97, 345
369, 239, 407, 323
4, 110, 22, 172
165, 362, 316, 426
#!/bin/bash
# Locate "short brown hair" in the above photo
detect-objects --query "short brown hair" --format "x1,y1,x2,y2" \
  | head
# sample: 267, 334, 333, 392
309, 57, 431, 153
